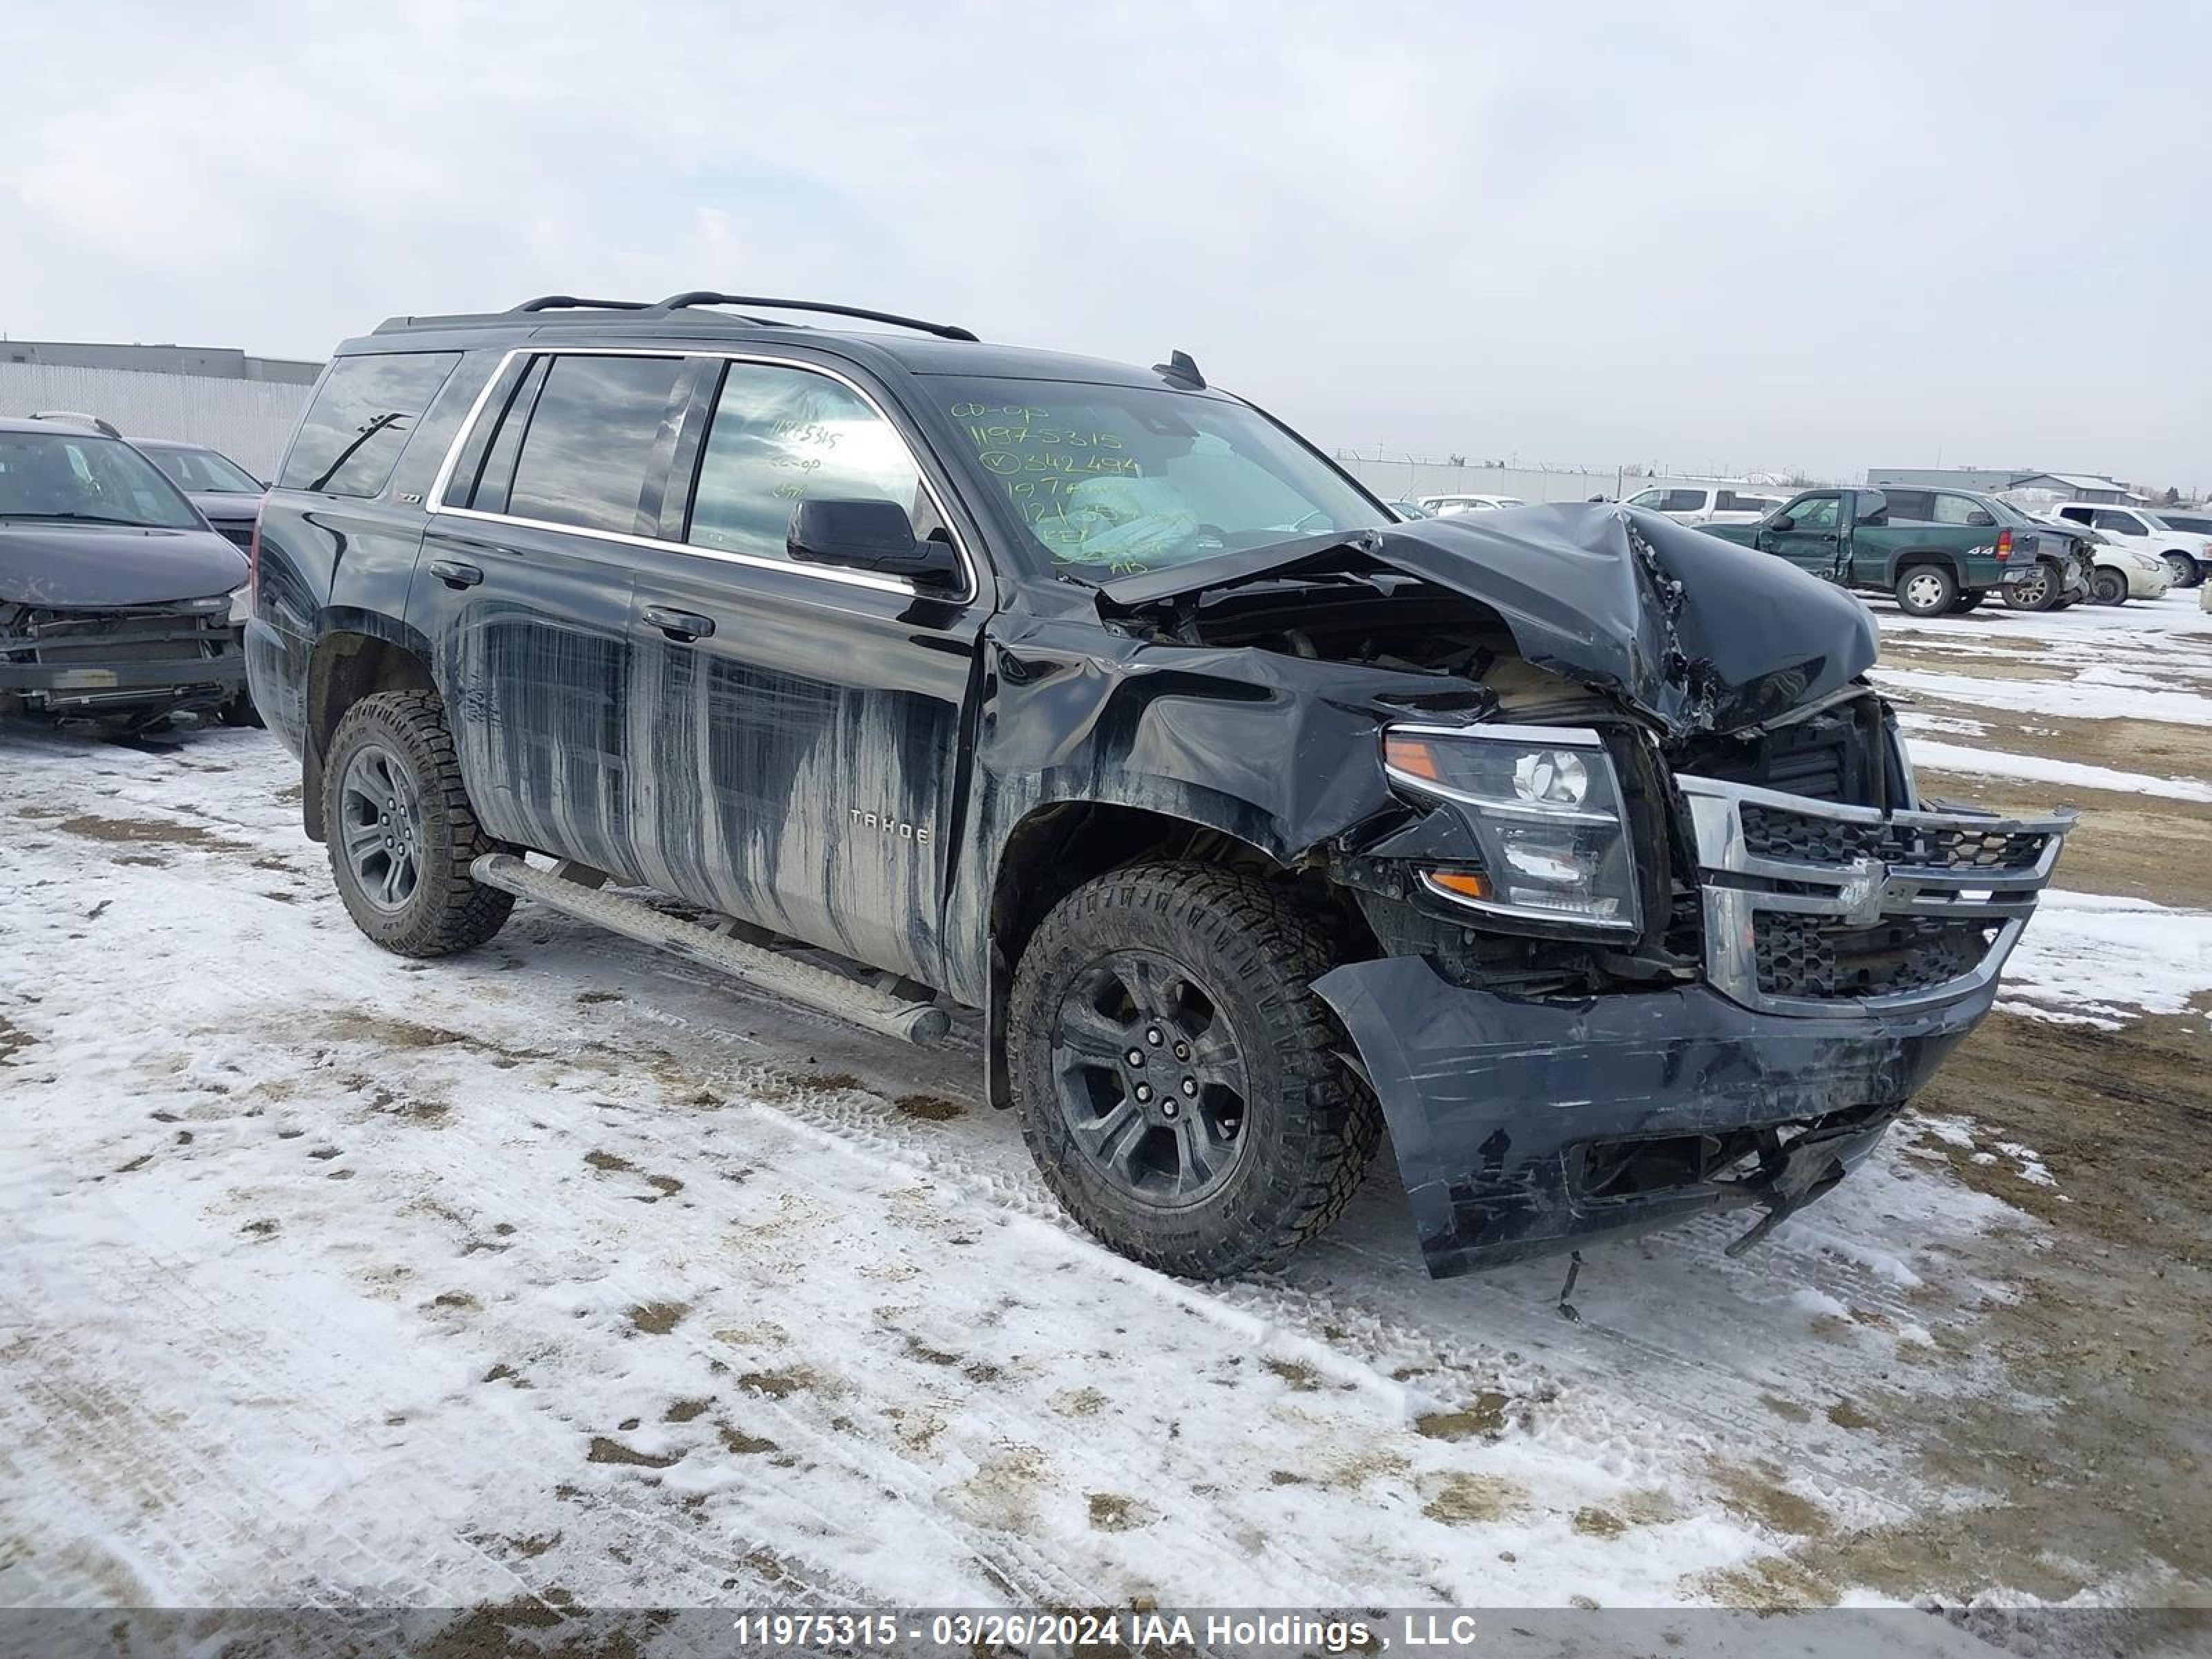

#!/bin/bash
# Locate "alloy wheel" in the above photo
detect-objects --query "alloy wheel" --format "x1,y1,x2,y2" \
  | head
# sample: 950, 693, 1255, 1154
339, 742, 426, 912
1049, 948, 1250, 1206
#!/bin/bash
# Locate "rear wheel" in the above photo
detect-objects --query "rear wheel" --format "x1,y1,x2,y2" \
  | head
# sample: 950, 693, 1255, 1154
1009, 861, 1379, 1279
322, 690, 512, 957
2090, 568, 2129, 606
2004, 561, 2060, 611
1947, 590, 1985, 614
1895, 565, 1957, 617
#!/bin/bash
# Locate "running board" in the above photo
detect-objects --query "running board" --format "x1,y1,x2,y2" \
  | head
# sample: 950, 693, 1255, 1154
469, 853, 950, 1045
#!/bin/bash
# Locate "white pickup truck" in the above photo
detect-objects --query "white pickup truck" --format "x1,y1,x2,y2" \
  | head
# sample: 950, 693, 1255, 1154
2052, 503, 2211, 590
1618, 483, 1785, 527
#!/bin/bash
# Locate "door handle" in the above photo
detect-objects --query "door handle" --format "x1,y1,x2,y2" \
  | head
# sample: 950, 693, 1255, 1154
429, 559, 483, 590
643, 605, 715, 642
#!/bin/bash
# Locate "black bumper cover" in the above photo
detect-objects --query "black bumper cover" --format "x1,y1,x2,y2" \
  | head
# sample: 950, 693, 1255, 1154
1313, 957, 1989, 1278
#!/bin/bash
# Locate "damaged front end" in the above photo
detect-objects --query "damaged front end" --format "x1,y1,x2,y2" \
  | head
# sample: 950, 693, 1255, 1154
1316, 770, 2072, 1276
1095, 505, 2073, 1277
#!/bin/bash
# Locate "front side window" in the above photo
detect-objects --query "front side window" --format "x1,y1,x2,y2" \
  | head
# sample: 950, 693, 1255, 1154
1785, 495, 1841, 532
149, 445, 263, 494
505, 354, 689, 536
280, 352, 459, 497
686, 363, 941, 563
0, 431, 201, 528
930, 375, 1385, 576
1882, 490, 1934, 521
2092, 509, 2145, 536
1660, 488, 1707, 512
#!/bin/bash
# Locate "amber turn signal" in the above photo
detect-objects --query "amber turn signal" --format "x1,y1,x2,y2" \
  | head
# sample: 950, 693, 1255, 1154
1384, 734, 1443, 780
1423, 870, 1491, 900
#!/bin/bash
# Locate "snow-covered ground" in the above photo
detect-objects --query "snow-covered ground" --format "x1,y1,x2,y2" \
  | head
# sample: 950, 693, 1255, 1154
3, 588, 2207, 1631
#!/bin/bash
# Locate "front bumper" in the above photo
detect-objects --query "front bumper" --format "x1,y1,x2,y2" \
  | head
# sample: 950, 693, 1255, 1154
1317, 776, 2072, 1277
0, 603, 245, 713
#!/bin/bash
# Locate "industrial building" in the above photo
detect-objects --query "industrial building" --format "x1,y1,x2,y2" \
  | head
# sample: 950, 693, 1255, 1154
0, 339, 321, 478
1866, 466, 2144, 504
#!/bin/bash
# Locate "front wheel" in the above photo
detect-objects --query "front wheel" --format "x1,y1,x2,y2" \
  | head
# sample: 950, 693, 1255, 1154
1009, 862, 1380, 1279
2164, 551, 2202, 589
1895, 565, 1957, 617
322, 689, 513, 957
2090, 568, 2129, 606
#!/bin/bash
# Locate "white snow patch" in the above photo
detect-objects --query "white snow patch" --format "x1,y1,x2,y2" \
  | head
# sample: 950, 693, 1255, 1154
1905, 738, 2212, 803
2002, 890, 2212, 1029
1873, 667, 2212, 727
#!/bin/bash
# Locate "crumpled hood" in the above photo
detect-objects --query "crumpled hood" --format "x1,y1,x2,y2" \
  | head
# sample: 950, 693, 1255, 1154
0, 524, 249, 609
1098, 504, 1880, 735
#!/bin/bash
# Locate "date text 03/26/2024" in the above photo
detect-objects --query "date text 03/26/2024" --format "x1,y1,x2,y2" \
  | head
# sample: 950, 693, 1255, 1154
730, 1611, 1416, 1651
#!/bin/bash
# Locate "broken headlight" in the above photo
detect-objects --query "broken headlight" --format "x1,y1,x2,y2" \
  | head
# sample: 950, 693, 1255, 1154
1382, 723, 1640, 935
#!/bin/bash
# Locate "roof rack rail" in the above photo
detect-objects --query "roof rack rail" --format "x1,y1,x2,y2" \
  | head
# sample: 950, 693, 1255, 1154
656, 292, 978, 343
509, 294, 658, 313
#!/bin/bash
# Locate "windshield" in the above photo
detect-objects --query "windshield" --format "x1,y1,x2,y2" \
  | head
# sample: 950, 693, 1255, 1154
2137, 511, 2175, 532
149, 444, 263, 494
0, 431, 203, 528
930, 377, 1386, 576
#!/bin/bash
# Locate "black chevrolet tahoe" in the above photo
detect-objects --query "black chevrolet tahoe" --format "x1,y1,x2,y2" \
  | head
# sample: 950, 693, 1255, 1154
247, 293, 2072, 1280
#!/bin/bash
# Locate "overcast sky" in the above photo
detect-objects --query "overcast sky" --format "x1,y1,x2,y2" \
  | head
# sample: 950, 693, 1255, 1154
3, 1, 2205, 488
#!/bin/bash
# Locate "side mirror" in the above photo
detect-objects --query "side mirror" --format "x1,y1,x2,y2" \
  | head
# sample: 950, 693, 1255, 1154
787, 499, 959, 585
1965, 510, 1996, 527
1769, 514, 1796, 534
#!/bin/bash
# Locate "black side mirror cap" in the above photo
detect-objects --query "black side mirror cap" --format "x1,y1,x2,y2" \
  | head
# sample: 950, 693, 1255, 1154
1965, 510, 1996, 527
1769, 514, 1795, 533
787, 498, 959, 585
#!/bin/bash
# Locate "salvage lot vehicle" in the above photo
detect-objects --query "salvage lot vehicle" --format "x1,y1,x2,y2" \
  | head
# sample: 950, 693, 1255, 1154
246, 294, 2072, 1280
1616, 482, 1782, 526
134, 438, 265, 554
1707, 485, 2083, 616
1417, 491, 1526, 514
2038, 515, 2172, 604
0, 415, 251, 729
2052, 501, 2212, 590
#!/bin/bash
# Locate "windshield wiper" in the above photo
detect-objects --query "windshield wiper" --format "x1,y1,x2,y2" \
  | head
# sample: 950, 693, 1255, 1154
0, 511, 159, 527
1093, 527, 1387, 610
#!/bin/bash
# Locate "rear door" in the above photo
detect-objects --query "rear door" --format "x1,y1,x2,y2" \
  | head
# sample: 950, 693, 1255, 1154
409, 349, 693, 879
1759, 491, 1846, 577
621, 352, 991, 988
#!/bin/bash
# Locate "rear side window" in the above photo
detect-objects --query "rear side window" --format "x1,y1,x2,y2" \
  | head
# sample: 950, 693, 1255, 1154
1931, 494, 1983, 525
280, 352, 460, 496
1882, 489, 1934, 521
684, 362, 940, 563
505, 355, 690, 536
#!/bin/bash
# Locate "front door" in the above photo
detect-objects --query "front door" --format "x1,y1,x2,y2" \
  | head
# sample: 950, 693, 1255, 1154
1761, 491, 1846, 579
622, 354, 990, 989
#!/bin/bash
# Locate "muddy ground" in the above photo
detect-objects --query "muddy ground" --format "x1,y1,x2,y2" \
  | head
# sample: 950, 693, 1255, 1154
1, 594, 2208, 1641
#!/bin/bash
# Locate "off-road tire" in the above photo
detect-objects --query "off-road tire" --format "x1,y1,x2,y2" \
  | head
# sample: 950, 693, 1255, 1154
1010, 861, 1380, 1279
322, 689, 512, 957
2090, 568, 2129, 606
1895, 564, 1957, 617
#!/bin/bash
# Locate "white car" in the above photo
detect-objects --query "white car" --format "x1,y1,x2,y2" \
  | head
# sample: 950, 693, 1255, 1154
2041, 517, 2172, 603
1618, 483, 1784, 526
2052, 503, 2211, 590
1418, 492, 1527, 516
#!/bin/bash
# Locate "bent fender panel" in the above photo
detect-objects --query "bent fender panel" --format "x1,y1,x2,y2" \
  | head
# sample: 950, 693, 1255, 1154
1314, 957, 1987, 1278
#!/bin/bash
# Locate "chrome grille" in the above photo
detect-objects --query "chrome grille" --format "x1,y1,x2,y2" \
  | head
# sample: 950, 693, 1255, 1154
1680, 775, 2072, 1016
